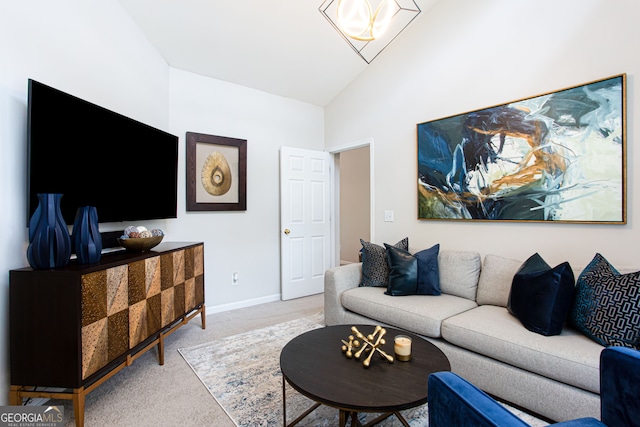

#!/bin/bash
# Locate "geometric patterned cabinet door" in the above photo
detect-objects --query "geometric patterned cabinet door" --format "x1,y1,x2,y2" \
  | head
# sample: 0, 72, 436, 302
80, 245, 205, 379
9, 242, 205, 427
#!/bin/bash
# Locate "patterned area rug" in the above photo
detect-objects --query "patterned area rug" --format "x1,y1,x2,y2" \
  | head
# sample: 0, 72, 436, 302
178, 314, 431, 426
178, 313, 547, 427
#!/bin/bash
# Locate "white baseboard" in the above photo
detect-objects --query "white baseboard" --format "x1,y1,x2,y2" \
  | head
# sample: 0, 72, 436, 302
206, 293, 281, 314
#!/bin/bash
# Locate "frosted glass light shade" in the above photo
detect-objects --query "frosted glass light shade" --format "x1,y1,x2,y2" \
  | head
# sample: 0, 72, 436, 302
319, 0, 421, 63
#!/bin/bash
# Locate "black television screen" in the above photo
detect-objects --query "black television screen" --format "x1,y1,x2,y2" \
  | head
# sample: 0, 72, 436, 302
27, 79, 178, 226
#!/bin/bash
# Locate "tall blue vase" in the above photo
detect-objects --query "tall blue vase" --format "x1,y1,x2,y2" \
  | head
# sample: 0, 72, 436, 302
27, 193, 72, 269
72, 206, 102, 264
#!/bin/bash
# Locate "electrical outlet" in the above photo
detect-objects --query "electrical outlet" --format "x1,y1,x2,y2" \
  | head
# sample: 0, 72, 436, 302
232, 272, 239, 285
384, 210, 394, 222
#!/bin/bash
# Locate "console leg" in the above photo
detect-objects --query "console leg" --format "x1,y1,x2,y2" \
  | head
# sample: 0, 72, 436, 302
9, 386, 21, 405
158, 333, 165, 365
73, 387, 85, 427
201, 305, 206, 329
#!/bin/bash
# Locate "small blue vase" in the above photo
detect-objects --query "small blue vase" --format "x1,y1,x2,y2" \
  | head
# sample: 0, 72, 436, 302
72, 206, 102, 264
27, 193, 72, 269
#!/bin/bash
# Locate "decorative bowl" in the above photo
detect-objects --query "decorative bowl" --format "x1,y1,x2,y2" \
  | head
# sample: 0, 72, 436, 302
118, 235, 163, 252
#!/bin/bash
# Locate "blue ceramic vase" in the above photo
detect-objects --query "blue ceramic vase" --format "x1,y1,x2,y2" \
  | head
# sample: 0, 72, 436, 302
72, 206, 102, 264
27, 193, 72, 269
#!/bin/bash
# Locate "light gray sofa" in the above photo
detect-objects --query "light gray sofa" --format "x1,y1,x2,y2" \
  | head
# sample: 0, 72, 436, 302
324, 251, 637, 423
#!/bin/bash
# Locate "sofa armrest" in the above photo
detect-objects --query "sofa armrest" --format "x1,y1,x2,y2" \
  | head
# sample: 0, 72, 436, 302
429, 372, 608, 427
324, 263, 362, 326
600, 346, 640, 427
428, 372, 530, 427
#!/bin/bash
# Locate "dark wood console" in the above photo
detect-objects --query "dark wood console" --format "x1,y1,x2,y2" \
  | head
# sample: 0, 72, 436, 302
9, 242, 205, 427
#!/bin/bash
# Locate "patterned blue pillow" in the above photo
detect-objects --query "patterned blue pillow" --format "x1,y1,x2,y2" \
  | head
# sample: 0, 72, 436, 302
359, 237, 408, 287
569, 253, 640, 349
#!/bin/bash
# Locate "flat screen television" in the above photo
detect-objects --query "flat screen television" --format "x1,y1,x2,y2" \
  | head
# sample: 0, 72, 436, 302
27, 79, 179, 226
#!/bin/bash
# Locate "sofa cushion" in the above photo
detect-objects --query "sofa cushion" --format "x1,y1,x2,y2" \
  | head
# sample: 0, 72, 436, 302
569, 253, 640, 349
385, 244, 417, 296
359, 237, 408, 288
507, 253, 575, 336
441, 305, 604, 393
341, 286, 477, 338
438, 251, 482, 301
477, 254, 523, 307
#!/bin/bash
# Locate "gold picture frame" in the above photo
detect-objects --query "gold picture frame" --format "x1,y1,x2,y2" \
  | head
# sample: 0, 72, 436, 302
417, 74, 626, 224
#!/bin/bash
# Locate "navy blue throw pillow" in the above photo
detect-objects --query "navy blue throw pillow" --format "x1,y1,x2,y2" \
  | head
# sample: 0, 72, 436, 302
384, 244, 418, 296
507, 253, 575, 336
414, 244, 441, 295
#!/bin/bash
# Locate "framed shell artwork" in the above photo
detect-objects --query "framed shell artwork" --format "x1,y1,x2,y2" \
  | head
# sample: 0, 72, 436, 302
186, 132, 247, 211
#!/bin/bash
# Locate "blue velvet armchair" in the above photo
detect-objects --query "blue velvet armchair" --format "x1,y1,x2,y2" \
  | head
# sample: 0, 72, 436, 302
428, 346, 640, 427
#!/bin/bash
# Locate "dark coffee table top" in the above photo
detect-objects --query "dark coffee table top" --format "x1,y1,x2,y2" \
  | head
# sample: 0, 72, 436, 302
280, 324, 450, 413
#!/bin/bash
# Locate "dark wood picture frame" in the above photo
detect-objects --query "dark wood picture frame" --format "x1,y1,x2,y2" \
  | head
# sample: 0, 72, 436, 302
186, 132, 247, 211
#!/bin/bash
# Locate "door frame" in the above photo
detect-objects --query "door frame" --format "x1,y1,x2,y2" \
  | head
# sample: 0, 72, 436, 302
328, 137, 375, 267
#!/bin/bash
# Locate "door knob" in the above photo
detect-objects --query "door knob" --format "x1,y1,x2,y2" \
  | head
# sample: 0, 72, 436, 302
284, 229, 290, 235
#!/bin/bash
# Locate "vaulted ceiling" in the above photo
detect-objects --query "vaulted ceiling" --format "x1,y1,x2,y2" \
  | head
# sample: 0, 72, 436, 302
117, 0, 439, 107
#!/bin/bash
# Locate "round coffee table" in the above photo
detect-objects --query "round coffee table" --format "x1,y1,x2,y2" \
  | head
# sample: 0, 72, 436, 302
280, 324, 450, 427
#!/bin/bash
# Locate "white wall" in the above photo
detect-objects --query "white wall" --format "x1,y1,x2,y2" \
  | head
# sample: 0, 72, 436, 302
168, 68, 324, 311
0, 0, 324, 405
325, 0, 639, 269
0, 0, 171, 405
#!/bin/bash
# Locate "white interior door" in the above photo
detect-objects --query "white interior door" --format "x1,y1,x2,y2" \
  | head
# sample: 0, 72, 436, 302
280, 146, 332, 300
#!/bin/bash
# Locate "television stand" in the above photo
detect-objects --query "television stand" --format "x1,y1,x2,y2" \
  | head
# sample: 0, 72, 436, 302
9, 242, 205, 427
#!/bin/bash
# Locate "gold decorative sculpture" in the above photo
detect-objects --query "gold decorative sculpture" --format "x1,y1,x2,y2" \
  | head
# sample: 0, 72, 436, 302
341, 325, 394, 367
341, 335, 360, 359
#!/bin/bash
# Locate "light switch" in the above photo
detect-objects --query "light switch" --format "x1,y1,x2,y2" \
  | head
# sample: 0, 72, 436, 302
384, 211, 394, 222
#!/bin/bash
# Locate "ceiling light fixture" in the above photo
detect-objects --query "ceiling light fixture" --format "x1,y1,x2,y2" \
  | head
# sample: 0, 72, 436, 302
319, 0, 421, 64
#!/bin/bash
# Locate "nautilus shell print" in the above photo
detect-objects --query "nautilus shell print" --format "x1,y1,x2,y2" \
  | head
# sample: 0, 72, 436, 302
201, 151, 232, 196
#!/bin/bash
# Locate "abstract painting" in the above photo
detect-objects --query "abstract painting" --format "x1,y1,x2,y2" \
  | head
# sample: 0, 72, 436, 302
417, 74, 626, 223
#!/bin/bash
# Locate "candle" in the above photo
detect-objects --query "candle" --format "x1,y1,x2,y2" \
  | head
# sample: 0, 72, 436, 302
394, 335, 412, 362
